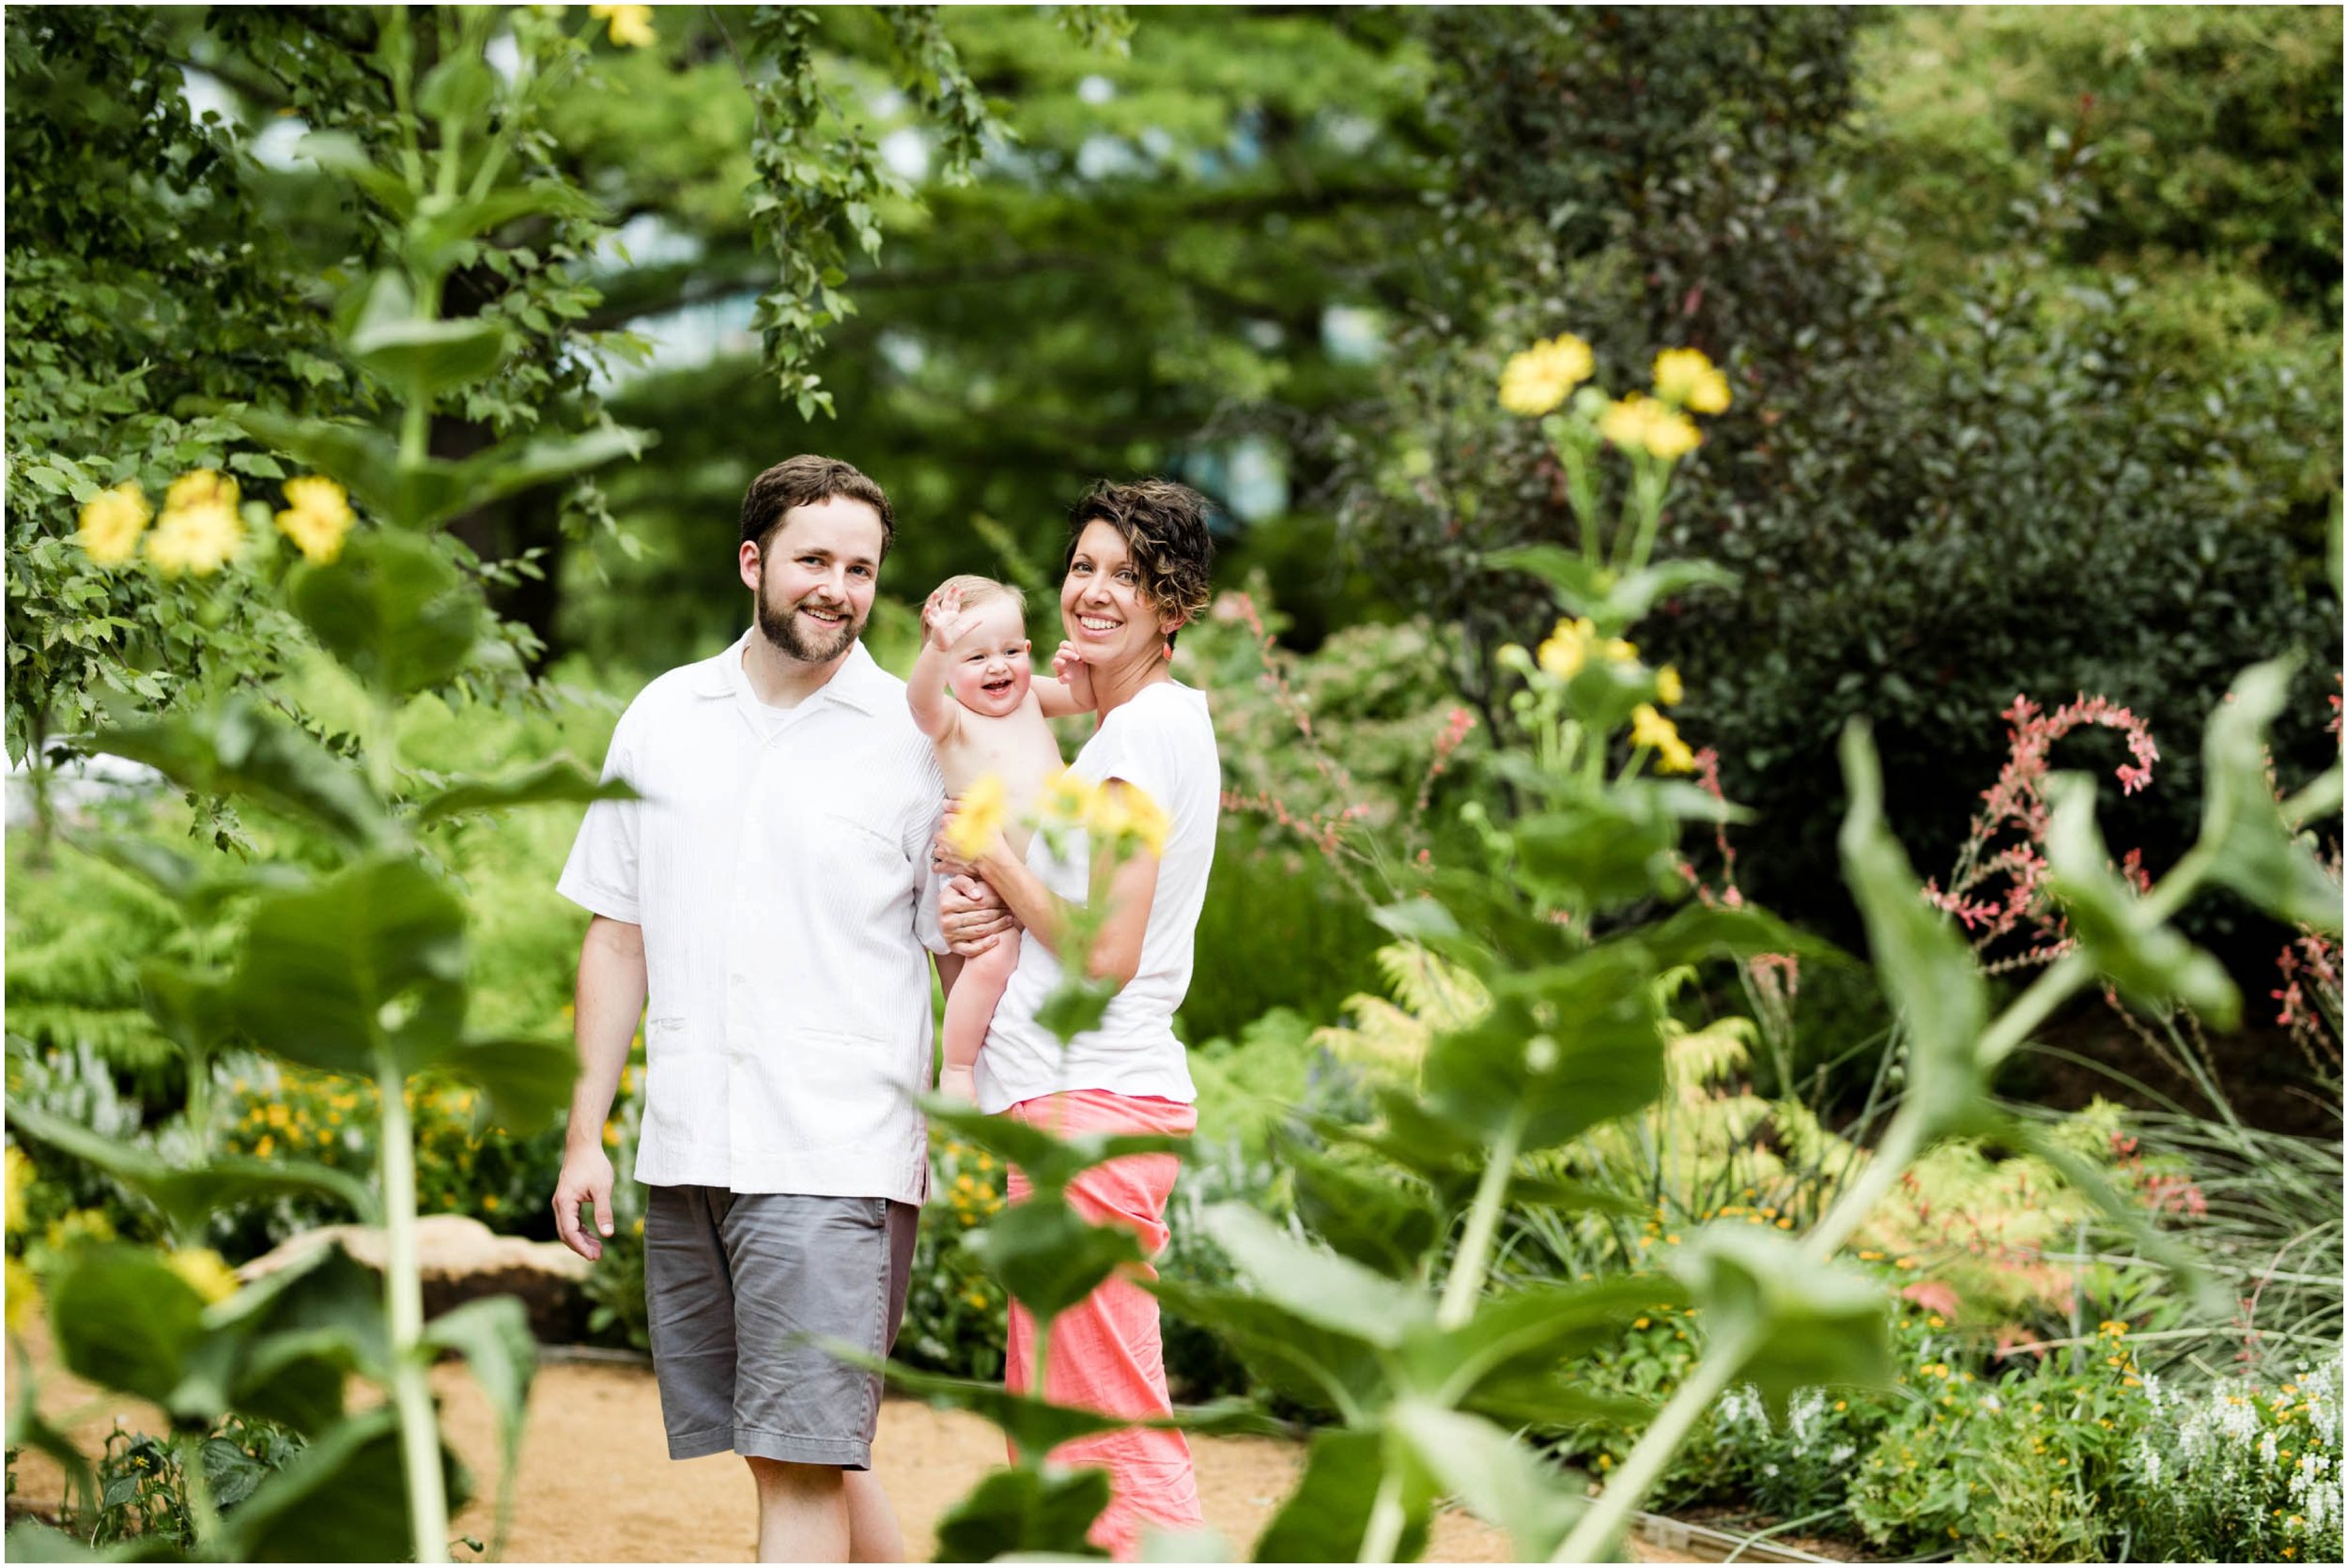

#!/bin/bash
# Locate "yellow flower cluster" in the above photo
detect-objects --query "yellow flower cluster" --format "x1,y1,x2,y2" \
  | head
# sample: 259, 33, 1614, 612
166, 1248, 241, 1305
275, 476, 354, 563
1535, 617, 1636, 681
590, 4, 656, 47
1498, 333, 1595, 418
1039, 769, 1171, 856
1630, 703, 1695, 774
942, 774, 1008, 861
1599, 392, 1701, 462
1653, 347, 1732, 414
4, 1145, 32, 1236
76, 469, 358, 576
75, 482, 152, 565
147, 469, 245, 576
3, 1145, 34, 1335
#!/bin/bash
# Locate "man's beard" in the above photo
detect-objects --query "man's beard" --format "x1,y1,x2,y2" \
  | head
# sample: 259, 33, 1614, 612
756, 583, 865, 664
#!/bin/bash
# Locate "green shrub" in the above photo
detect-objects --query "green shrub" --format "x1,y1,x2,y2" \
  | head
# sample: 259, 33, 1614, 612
894, 1131, 1012, 1382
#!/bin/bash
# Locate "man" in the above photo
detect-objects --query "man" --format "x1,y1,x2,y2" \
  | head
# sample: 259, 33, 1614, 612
553, 455, 996, 1561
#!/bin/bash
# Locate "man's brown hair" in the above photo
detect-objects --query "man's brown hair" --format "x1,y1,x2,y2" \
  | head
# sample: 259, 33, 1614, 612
739, 455, 896, 559
1063, 479, 1216, 648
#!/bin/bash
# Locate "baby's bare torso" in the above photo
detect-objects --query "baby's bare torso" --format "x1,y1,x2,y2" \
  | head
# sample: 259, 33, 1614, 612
938, 694, 1066, 856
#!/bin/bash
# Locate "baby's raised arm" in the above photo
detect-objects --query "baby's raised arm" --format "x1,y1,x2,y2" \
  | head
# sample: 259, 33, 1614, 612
1032, 640, 1095, 718
908, 583, 971, 742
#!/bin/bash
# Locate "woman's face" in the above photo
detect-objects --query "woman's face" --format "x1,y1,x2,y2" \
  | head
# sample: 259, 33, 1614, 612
1061, 519, 1179, 667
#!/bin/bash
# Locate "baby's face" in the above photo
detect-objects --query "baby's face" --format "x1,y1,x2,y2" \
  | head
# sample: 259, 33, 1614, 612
945, 599, 1034, 718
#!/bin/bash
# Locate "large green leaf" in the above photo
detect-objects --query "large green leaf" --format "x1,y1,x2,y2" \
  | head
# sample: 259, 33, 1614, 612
1150, 1281, 1387, 1419
1640, 901, 1846, 971
228, 856, 468, 1079
6, 1099, 376, 1241
934, 1464, 1113, 1562
138, 961, 238, 1071
1510, 792, 1686, 907
424, 1297, 535, 1559
222, 1410, 469, 1562
1204, 1203, 1429, 1348
1421, 946, 1666, 1153
824, 1341, 1125, 1456
45, 1244, 208, 1411
1252, 1428, 1429, 1564
967, 1194, 1146, 1322
920, 1099, 1189, 1193
346, 271, 511, 398
234, 411, 648, 533
88, 699, 390, 853
1673, 1226, 1894, 1413
1399, 1277, 1679, 1407
231, 408, 457, 533
2043, 774, 2240, 1024
1836, 722, 1994, 1135
2199, 658, 2344, 934
288, 530, 484, 699
1488, 546, 1738, 628
1389, 1399, 1585, 1560
293, 131, 417, 219
434, 1036, 576, 1131
413, 756, 634, 824
3, 1520, 175, 1561
1283, 1145, 1438, 1280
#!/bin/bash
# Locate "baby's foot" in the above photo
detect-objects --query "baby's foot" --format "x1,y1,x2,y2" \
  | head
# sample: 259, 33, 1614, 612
937, 1064, 978, 1104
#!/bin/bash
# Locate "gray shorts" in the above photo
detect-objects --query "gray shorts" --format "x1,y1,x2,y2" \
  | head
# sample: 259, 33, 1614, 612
642, 1187, 919, 1468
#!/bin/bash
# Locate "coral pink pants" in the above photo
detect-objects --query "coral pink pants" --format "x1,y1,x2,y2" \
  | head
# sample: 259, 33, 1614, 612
1002, 1089, 1203, 1560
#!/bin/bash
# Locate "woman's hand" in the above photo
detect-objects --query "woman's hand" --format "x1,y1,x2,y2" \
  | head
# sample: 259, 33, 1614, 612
939, 874, 1016, 956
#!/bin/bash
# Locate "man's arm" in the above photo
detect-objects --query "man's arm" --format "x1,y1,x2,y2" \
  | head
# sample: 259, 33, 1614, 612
552, 915, 646, 1261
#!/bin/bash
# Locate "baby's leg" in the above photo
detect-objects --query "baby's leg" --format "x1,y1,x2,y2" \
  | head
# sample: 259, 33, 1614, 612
938, 933, 1021, 1102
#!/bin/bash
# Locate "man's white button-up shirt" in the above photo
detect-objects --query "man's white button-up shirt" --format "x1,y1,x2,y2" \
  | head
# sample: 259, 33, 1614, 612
558, 632, 948, 1205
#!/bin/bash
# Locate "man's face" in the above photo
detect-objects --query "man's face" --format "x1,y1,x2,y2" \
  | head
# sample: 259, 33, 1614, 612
743, 497, 886, 665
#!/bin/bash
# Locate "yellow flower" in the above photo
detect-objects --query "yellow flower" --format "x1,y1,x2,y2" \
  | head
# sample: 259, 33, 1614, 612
1654, 665, 1684, 705
166, 469, 239, 512
1089, 782, 1170, 856
1630, 704, 1695, 774
590, 4, 657, 47
1653, 347, 1731, 414
166, 1248, 240, 1305
6, 1256, 39, 1334
275, 476, 354, 563
4, 1145, 33, 1235
1599, 393, 1703, 461
482, 1194, 499, 1211
944, 774, 1008, 861
1498, 333, 1595, 418
148, 471, 245, 576
76, 482, 151, 566
1040, 767, 1103, 826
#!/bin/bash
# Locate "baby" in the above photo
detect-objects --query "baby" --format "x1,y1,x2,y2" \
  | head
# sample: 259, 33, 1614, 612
911, 575, 1092, 1101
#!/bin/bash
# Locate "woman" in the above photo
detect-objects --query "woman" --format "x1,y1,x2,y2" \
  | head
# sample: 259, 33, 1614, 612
936, 477, 1218, 1560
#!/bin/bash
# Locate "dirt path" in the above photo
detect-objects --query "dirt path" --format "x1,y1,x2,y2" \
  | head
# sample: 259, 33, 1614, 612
9, 1328, 1535, 1561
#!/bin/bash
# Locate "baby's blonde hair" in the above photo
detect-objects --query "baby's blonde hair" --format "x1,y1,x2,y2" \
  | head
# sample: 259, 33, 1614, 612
934, 573, 1027, 616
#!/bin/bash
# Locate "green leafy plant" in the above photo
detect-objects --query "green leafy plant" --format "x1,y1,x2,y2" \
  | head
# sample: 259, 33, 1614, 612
2, 12, 658, 1560
858, 332, 2341, 1563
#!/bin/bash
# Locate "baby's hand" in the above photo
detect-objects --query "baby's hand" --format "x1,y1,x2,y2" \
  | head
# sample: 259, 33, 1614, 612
923, 583, 970, 648
1052, 641, 1095, 704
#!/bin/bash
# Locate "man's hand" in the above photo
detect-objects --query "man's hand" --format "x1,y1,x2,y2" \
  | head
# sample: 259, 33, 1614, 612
939, 873, 1016, 956
1051, 641, 1095, 709
553, 1143, 617, 1261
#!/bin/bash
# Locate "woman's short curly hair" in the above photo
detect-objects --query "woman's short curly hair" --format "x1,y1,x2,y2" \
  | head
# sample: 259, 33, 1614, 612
1064, 479, 1216, 644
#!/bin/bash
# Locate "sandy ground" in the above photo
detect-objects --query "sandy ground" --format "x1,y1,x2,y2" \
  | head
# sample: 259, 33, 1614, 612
8, 1326, 1547, 1562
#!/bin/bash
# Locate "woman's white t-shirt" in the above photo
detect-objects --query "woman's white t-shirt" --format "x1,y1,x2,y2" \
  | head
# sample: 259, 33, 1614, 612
974, 680, 1218, 1113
